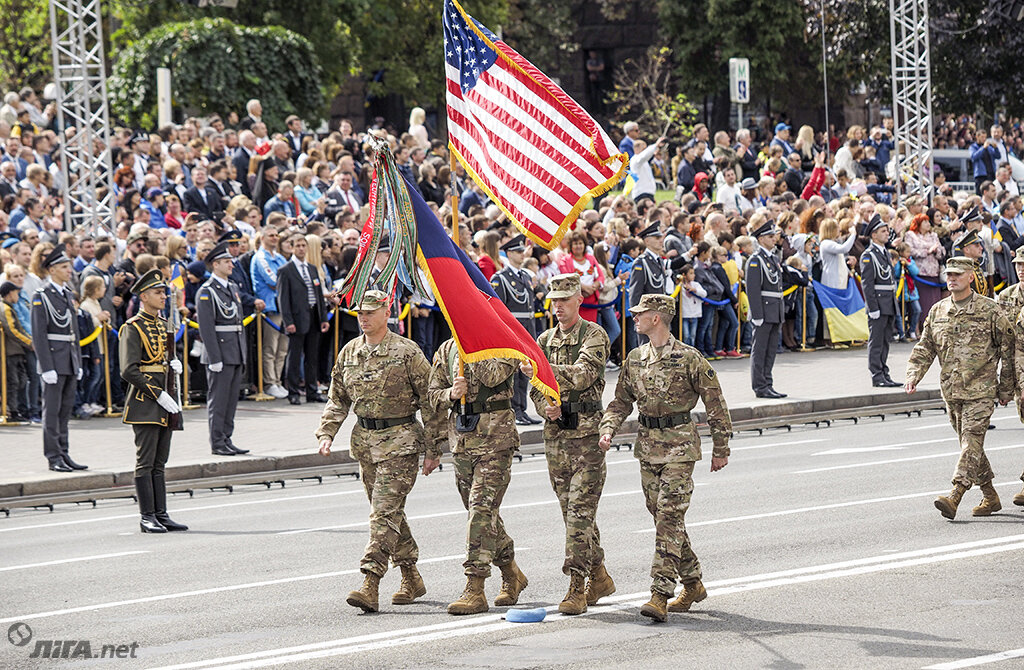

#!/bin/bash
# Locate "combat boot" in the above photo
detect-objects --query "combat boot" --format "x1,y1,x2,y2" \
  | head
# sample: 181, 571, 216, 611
448, 576, 488, 615
1014, 485, 1024, 507
391, 565, 427, 605
668, 580, 708, 612
972, 482, 1002, 516
934, 483, 968, 520
493, 561, 528, 606
639, 591, 668, 623
558, 573, 587, 615
585, 563, 616, 606
346, 572, 380, 613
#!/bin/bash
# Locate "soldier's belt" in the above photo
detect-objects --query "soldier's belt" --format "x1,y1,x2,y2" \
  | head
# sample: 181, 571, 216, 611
638, 412, 692, 429
357, 415, 416, 430
557, 401, 602, 415
215, 325, 243, 332
760, 291, 783, 298
508, 311, 533, 318
47, 334, 74, 342
139, 364, 166, 373
452, 399, 512, 415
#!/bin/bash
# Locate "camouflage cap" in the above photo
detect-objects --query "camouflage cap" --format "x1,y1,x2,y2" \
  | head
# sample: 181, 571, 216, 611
1014, 247, 1024, 264
547, 272, 581, 299
630, 292, 676, 316
944, 257, 975, 275
354, 289, 389, 312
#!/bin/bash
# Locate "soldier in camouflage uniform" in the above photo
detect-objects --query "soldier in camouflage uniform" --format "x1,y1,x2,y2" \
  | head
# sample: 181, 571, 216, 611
997, 247, 1024, 424
523, 273, 614, 615
905, 257, 1014, 520
428, 337, 526, 615
316, 290, 444, 613
599, 293, 732, 623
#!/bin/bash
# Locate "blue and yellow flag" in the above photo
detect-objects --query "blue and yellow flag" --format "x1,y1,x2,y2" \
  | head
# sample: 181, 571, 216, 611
170, 264, 184, 291
621, 169, 639, 198
811, 280, 869, 342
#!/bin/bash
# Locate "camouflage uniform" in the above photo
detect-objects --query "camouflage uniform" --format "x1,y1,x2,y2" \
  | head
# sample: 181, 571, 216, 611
531, 315, 611, 577
600, 294, 732, 597
428, 338, 519, 578
906, 291, 1014, 488
997, 252, 1024, 422
315, 328, 444, 578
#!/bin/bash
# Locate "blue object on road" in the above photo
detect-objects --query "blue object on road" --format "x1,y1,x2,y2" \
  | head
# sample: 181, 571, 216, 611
505, 607, 547, 623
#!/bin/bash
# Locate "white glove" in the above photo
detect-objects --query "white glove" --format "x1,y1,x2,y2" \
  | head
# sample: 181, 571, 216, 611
76, 368, 83, 381
157, 391, 180, 414
751, 319, 763, 327
41, 370, 58, 385
868, 310, 880, 320
209, 361, 224, 373
170, 359, 182, 374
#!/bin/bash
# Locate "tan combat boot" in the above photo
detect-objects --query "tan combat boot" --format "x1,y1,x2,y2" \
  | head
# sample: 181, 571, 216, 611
346, 572, 380, 613
448, 576, 488, 615
493, 561, 528, 606
639, 591, 668, 622
558, 573, 587, 615
668, 580, 708, 612
391, 565, 427, 605
585, 563, 616, 606
1014, 485, 1024, 507
934, 483, 968, 520
972, 482, 1002, 516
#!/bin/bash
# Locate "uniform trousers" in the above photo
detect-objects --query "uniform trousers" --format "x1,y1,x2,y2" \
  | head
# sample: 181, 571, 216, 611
868, 313, 896, 382
358, 453, 419, 577
546, 435, 606, 576
42, 374, 76, 465
750, 322, 781, 393
640, 459, 700, 596
133, 424, 171, 478
206, 363, 242, 450
947, 398, 995, 488
454, 449, 516, 577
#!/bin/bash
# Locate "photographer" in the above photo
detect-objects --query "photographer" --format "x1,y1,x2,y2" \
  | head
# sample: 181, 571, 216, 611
970, 128, 1000, 194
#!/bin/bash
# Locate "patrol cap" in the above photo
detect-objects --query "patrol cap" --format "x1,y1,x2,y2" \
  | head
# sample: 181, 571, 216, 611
751, 221, 780, 238
204, 240, 234, 265
957, 229, 982, 248
354, 289, 389, 312
1, 237, 18, 250
944, 257, 975, 275
739, 177, 758, 191
42, 244, 72, 268
218, 229, 243, 243
863, 213, 886, 237
637, 222, 663, 239
130, 268, 167, 295
126, 231, 149, 245
1014, 247, 1024, 264
629, 293, 676, 317
959, 206, 982, 224
500, 234, 526, 252
547, 273, 581, 299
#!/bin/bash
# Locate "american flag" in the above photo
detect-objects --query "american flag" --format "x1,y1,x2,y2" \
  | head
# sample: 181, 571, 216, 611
443, 0, 626, 249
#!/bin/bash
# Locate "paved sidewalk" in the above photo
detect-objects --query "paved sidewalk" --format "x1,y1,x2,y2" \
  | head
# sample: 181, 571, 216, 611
0, 343, 942, 498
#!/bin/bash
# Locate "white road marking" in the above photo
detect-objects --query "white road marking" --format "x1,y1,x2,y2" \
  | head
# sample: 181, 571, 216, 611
814, 446, 906, 456
794, 444, 1024, 474
144, 534, 1024, 670
908, 414, 1020, 431
923, 648, 1024, 669
0, 551, 148, 572
707, 438, 827, 455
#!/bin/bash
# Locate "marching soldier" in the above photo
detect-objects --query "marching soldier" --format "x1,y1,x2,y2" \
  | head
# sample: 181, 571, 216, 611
860, 214, 901, 387
196, 240, 249, 456
31, 244, 87, 472
906, 257, 1014, 520
428, 338, 527, 615
522, 273, 615, 615
491, 233, 541, 426
628, 222, 671, 347
746, 221, 787, 398
316, 290, 444, 613
599, 293, 731, 622
118, 269, 188, 533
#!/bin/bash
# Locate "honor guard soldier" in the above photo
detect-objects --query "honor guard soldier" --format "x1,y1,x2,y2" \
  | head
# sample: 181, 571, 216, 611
428, 338, 528, 616
599, 293, 731, 622
628, 222, 671, 346
119, 269, 188, 533
31, 244, 87, 472
860, 214, 902, 387
491, 234, 541, 426
906, 257, 1014, 520
953, 229, 990, 297
746, 221, 787, 398
196, 240, 249, 456
523, 273, 615, 615
316, 290, 444, 613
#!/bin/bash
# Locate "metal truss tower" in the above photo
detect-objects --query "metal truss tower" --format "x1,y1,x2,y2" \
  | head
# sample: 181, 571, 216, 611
49, 0, 115, 233
889, 0, 934, 202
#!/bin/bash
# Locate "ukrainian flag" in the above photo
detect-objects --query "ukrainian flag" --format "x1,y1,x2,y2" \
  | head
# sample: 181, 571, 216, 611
170, 264, 184, 291
811, 280, 869, 342
621, 169, 639, 198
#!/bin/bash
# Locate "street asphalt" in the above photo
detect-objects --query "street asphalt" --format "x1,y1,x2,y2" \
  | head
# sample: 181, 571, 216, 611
3, 405, 1024, 669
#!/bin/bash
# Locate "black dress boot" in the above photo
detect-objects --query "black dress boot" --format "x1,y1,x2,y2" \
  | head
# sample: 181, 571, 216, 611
135, 476, 167, 533
152, 473, 188, 531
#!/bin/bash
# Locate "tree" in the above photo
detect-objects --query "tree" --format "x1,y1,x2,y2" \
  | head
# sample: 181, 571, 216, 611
108, 18, 324, 130
503, 0, 577, 77
0, 0, 51, 93
607, 46, 697, 142
803, 0, 890, 102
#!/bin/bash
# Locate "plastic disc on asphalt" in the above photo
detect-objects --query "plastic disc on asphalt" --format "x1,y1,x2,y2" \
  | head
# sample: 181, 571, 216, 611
505, 607, 547, 623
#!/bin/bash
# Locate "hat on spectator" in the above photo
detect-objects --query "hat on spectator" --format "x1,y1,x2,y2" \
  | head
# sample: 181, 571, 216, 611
774, 122, 791, 133
128, 131, 148, 146
126, 231, 149, 245
0, 281, 18, 298
903, 194, 924, 208
130, 268, 167, 296
863, 214, 886, 236
944, 257, 975, 275
1, 237, 18, 250
547, 273, 581, 299
376, 235, 391, 253
957, 229, 982, 249
638, 222, 663, 239
186, 261, 208, 279
354, 289, 389, 312
959, 206, 982, 224
205, 241, 233, 265
500, 234, 526, 252
146, 187, 164, 200
629, 293, 675, 317
739, 177, 758, 191
218, 229, 243, 243
752, 221, 780, 238
42, 244, 72, 269
1014, 247, 1024, 265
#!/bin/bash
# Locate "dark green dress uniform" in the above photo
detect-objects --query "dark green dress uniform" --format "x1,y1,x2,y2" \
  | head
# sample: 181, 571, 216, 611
119, 269, 187, 533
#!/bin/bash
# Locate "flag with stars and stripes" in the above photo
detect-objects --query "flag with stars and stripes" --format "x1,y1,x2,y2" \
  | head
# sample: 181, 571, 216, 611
443, 0, 627, 250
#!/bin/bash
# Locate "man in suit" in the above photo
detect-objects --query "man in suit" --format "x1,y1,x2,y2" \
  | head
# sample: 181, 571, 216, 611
0, 160, 18, 198
324, 171, 362, 222
196, 241, 249, 456
277, 233, 329, 405
860, 214, 901, 388
628, 222, 671, 348
232, 131, 257, 198
285, 116, 308, 162
207, 162, 234, 214
182, 165, 217, 221
746, 221, 786, 398
31, 244, 86, 472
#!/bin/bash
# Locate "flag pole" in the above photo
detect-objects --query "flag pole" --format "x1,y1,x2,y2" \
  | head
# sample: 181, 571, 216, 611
449, 150, 466, 407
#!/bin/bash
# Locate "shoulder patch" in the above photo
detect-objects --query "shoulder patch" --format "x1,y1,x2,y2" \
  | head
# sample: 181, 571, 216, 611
199, 295, 210, 300
706, 367, 716, 379
749, 261, 759, 267
32, 300, 41, 305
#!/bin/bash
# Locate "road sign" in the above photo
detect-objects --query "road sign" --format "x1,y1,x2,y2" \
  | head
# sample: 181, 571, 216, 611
729, 58, 750, 104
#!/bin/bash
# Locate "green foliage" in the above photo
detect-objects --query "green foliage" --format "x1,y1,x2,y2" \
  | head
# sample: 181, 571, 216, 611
108, 18, 324, 130
503, 0, 577, 76
0, 0, 51, 93
804, 0, 890, 101
607, 46, 697, 141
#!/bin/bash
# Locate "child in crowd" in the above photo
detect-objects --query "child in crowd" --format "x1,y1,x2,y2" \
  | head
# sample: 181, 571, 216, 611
892, 243, 921, 341
783, 256, 813, 349
710, 246, 742, 357
0, 281, 31, 421
678, 264, 705, 347
78, 276, 110, 415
